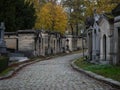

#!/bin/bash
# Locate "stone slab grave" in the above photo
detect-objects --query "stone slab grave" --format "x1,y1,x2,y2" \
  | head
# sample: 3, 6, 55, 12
9, 53, 29, 62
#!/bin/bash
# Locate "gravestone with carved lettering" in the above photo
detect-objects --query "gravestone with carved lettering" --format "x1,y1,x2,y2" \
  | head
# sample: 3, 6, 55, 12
0, 22, 7, 54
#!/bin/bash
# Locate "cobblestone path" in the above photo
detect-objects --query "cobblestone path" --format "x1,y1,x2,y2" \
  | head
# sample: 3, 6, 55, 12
0, 53, 117, 90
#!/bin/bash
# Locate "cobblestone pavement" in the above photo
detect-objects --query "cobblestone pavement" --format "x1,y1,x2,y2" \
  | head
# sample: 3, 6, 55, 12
0, 53, 118, 90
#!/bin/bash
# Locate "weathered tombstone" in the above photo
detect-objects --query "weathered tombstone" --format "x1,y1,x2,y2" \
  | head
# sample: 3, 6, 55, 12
0, 22, 7, 55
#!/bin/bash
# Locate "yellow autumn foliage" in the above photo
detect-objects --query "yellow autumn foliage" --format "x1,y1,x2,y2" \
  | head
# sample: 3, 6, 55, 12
35, 2, 68, 34
84, 0, 120, 16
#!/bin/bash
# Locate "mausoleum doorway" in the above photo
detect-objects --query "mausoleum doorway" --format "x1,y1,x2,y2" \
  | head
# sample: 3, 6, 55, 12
103, 35, 107, 60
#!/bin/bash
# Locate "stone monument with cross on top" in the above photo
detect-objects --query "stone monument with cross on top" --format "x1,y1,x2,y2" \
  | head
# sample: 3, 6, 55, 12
0, 22, 7, 55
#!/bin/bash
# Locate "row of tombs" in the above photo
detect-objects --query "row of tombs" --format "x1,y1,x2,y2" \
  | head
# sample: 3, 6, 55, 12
86, 4, 120, 65
4, 30, 87, 57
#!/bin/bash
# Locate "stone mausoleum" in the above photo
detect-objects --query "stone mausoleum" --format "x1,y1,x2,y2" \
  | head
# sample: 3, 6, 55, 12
86, 4, 120, 65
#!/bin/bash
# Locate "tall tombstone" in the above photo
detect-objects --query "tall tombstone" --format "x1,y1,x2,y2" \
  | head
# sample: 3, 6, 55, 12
0, 22, 7, 54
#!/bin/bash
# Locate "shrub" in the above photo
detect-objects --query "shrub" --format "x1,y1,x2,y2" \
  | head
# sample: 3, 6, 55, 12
0, 56, 9, 72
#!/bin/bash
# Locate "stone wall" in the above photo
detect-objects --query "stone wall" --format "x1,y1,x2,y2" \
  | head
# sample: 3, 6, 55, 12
18, 30, 36, 57
4, 34, 17, 50
4, 30, 82, 57
18, 34, 35, 51
4, 32, 17, 52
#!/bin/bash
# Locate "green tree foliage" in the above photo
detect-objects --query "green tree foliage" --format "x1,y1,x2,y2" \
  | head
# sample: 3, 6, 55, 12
63, 0, 84, 35
15, 0, 36, 30
0, 0, 16, 31
0, 0, 36, 32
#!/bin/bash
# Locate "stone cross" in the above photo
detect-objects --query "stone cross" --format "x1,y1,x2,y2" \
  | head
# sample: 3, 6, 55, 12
94, 9, 100, 22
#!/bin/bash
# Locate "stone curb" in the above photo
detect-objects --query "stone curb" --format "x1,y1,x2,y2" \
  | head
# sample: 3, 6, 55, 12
71, 59, 120, 89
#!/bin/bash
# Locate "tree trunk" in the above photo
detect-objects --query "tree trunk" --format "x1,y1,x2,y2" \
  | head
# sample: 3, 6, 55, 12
70, 23, 74, 35
76, 23, 79, 36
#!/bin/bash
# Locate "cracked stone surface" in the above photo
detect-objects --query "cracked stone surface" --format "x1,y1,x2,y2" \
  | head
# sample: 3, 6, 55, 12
0, 53, 118, 90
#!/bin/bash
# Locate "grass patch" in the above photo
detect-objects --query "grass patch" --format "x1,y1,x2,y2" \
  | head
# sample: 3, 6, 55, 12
74, 58, 120, 82
0, 67, 14, 77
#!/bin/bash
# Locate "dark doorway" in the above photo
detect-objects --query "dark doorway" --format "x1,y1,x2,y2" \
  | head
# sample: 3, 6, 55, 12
88, 32, 92, 60
103, 35, 107, 60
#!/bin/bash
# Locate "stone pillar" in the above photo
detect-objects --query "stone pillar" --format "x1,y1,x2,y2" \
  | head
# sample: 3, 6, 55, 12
113, 27, 119, 65
0, 22, 7, 54
92, 29, 96, 61
92, 27, 100, 63
96, 29, 100, 61
107, 37, 111, 63
42, 33, 47, 56
87, 29, 93, 60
